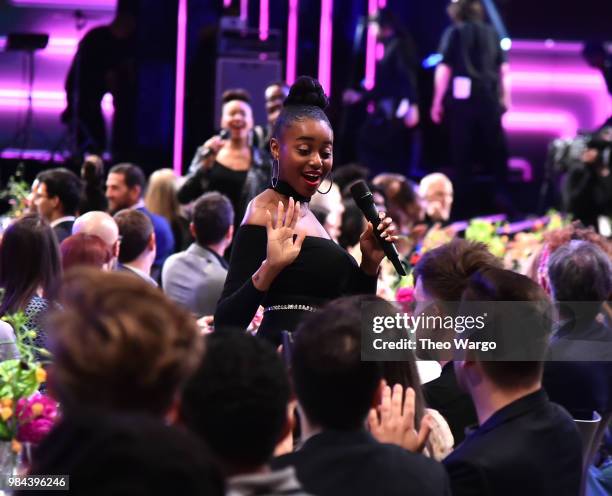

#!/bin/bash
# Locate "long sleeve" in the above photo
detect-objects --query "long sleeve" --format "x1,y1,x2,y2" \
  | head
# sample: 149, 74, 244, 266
214, 226, 268, 331
177, 166, 208, 205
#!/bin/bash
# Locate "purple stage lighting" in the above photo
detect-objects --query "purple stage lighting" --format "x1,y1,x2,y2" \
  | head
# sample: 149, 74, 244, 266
173, 0, 187, 175
318, 0, 333, 95
9, 0, 115, 9
286, 0, 299, 85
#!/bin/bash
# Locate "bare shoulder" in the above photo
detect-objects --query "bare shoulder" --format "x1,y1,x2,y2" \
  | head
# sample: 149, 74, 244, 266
241, 190, 278, 226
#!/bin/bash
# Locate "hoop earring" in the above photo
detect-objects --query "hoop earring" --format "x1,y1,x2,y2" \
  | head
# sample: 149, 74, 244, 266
317, 171, 334, 194
271, 158, 279, 188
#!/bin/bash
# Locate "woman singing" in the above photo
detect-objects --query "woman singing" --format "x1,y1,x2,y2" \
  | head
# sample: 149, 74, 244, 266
215, 76, 397, 344
178, 89, 270, 227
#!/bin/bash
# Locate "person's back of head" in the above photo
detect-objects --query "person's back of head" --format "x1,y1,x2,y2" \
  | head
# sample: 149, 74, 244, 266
0, 213, 61, 315
181, 333, 290, 473
60, 233, 113, 272
46, 268, 204, 416
191, 192, 234, 248
447, 0, 484, 23
114, 209, 154, 264
414, 238, 502, 303
144, 169, 181, 224
28, 409, 223, 496
72, 211, 120, 263
548, 240, 612, 322
459, 268, 553, 391
36, 168, 83, 219
292, 296, 383, 431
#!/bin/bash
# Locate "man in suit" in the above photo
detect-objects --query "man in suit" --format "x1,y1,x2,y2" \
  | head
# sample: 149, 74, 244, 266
544, 240, 612, 419
414, 239, 501, 444
162, 192, 233, 318
105, 163, 174, 276
34, 168, 83, 243
272, 297, 451, 496
445, 268, 583, 496
114, 209, 157, 286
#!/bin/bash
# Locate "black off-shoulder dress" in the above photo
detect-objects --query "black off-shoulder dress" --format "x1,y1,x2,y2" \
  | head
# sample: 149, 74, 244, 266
214, 224, 377, 344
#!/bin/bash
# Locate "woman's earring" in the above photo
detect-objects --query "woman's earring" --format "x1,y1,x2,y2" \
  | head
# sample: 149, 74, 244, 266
317, 171, 334, 194
271, 158, 279, 188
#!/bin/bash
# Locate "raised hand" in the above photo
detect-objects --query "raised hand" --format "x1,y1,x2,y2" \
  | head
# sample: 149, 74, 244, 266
368, 384, 432, 453
265, 197, 306, 270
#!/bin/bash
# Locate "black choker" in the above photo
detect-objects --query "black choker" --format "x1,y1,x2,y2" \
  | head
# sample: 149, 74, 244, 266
272, 180, 311, 204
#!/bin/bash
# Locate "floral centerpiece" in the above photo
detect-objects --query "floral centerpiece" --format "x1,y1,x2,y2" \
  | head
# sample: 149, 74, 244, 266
0, 312, 57, 471
0, 165, 31, 224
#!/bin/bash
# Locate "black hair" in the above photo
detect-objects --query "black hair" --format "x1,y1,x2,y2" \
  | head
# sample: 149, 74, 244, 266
114, 209, 154, 263
0, 213, 61, 315
28, 410, 223, 496
192, 192, 234, 246
338, 199, 364, 250
37, 168, 83, 217
221, 88, 252, 105
448, 0, 484, 22
292, 296, 383, 431
272, 76, 331, 139
109, 163, 146, 197
180, 333, 290, 470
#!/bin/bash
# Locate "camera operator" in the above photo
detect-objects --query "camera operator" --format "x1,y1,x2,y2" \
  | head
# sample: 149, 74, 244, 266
562, 127, 612, 234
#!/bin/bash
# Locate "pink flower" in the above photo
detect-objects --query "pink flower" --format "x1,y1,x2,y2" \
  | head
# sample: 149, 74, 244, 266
15, 393, 59, 444
396, 287, 415, 303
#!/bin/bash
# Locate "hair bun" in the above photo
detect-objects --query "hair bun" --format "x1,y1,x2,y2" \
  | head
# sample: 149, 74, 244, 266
284, 76, 329, 110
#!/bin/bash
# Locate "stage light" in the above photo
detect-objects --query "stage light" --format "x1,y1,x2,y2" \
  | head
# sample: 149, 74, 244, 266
172, 0, 187, 174
318, 0, 333, 95
286, 0, 299, 85
422, 53, 443, 69
364, 0, 378, 90
500, 37, 512, 51
259, 0, 269, 41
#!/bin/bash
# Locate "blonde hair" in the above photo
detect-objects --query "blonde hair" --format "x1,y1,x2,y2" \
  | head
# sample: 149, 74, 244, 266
144, 168, 181, 223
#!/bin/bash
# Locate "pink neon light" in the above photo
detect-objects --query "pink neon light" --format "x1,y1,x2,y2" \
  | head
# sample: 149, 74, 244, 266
0, 36, 79, 56
224, 0, 232, 7
9, 0, 115, 8
0, 89, 113, 112
286, 0, 299, 85
510, 40, 583, 53
375, 42, 384, 61
172, 0, 187, 175
503, 110, 579, 138
378, 0, 387, 7
364, 0, 378, 90
240, 0, 248, 22
318, 0, 333, 95
259, 0, 269, 41
507, 71, 605, 89
1, 149, 67, 161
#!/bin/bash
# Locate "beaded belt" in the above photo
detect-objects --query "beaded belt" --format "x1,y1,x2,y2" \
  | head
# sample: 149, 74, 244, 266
263, 304, 318, 313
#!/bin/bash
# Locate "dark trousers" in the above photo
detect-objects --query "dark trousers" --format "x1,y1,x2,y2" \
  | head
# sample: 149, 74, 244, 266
447, 94, 508, 188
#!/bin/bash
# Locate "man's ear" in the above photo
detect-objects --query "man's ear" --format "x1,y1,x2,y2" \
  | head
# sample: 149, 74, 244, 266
189, 222, 196, 240
148, 232, 156, 251
226, 224, 234, 242
131, 185, 142, 203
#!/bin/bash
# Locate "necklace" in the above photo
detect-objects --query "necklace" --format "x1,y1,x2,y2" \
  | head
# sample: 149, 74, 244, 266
272, 180, 311, 204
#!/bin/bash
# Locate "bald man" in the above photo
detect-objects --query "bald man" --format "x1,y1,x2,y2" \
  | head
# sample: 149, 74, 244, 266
72, 211, 121, 268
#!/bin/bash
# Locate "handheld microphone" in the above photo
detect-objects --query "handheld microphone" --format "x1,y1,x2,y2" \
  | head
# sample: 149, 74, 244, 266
202, 129, 231, 159
350, 180, 407, 276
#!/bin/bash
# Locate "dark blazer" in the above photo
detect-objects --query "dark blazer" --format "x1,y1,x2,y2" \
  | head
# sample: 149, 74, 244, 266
423, 362, 478, 445
136, 207, 175, 268
53, 219, 75, 244
443, 389, 582, 496
544, 319, 612, 419
272, 430, 451, 496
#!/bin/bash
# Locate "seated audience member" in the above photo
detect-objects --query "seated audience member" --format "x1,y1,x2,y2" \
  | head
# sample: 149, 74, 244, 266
79, 154, 108, 214
46, 268, 203, 417
419, 173, 454, 225
333, 163, 370, 195
72, 211, 121, 268
22, 411, 223, 496
0, 214, 61, 351
414, 239, 501, 444
162, 192, 233, 317
145, 168, 192, 252
34, 168, 83, 244
544, 240, 612, 419
114, 209, 157, 286
373, 173, 423, 234
309, 180, 344, 242
181, 333, 307, 495
444, 268, 582, 496
272, 296, 451, 496
60, 233, 113, 272
105, 163, 175, 274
